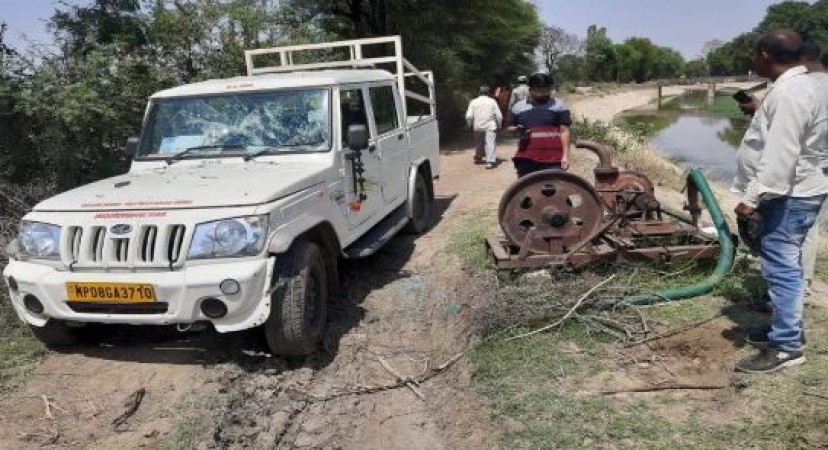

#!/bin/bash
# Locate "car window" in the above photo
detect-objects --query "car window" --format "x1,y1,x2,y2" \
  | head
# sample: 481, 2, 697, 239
340, 89, 370, 142
369, 85, 400, 135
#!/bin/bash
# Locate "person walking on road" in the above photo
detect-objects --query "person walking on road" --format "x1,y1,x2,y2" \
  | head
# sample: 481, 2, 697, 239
733, 30, 828, 374
507, 73, 572, 177
509, 75, 530, 109
466, 86, 502, 170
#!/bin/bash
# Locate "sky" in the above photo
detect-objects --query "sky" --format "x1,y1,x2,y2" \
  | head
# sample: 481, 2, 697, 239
536, 0, 808, 59
0, 0, 812, 58
1, 0, 77, 49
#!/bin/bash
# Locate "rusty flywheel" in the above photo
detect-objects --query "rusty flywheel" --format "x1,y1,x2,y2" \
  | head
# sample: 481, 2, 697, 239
498, 170, 605, 255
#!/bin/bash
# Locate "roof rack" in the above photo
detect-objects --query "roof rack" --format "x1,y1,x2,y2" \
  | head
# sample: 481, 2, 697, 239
244, 36, 435, 119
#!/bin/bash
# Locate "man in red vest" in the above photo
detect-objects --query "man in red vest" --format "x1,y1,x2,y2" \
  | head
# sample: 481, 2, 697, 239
506, 73, 572, 177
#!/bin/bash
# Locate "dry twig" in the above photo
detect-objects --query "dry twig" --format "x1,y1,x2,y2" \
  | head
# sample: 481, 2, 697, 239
506, 274, 617, 341
377, 356, 426, 401
20, 426, 60, 445
804, 391, 828, 401
623, 315, 723, 348
40, 395, 67, 420
600, 384, 729, 395
300, 353, 464, 403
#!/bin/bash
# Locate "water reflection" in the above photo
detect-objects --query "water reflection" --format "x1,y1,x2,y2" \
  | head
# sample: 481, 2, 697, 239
717, 118, 748, 147
616, 92, 750, 184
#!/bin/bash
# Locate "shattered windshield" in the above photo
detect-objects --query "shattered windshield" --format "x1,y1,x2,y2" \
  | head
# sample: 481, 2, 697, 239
139, 89, 331, 158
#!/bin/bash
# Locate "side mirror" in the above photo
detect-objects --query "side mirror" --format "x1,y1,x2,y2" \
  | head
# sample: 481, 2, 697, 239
125, 136, 140, 158
346, 124, 369, 151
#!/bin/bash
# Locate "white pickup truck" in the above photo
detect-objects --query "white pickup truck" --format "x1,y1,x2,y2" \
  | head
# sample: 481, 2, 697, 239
4, 36, 440, 356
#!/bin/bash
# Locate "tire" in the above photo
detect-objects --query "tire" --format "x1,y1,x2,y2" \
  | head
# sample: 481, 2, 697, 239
263, 240, 328, 356
29, 320, 80, 348
404, 171, 434, 234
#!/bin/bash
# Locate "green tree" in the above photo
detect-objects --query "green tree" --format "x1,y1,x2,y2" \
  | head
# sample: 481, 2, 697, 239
585, 25, 615, 81
706, 0, 828, 75
684, 59, 708, 78
555, 54, 587, 83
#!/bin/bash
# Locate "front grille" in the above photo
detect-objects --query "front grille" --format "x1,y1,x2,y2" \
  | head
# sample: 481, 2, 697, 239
66, 302, 169, 314
63, 223, 188, 268
139, 226, 158, 263
67, 227, 83, 262
91, 227, 106, 262
113, 238, 130, 262
167, 225, 186, 263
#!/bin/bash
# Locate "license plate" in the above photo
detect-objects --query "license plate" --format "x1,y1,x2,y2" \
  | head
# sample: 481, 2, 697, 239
66, 282, 157, 303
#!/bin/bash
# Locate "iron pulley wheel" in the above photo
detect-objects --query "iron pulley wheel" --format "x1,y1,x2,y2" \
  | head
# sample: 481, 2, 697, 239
498, 170, 605, 255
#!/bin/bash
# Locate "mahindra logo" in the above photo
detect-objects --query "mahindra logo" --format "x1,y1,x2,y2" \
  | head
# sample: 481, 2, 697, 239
110, 224, 133, 235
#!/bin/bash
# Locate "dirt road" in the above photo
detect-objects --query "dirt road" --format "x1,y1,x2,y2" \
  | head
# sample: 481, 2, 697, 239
0, 88, 662, 450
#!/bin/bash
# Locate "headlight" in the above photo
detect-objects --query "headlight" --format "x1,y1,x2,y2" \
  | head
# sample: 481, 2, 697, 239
188, 215, 269, 260
18, 221, 61, 259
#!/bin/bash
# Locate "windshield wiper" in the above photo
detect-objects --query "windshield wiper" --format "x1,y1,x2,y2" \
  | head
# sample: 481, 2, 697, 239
165, 143, 246, 165
243, 142, 324, 162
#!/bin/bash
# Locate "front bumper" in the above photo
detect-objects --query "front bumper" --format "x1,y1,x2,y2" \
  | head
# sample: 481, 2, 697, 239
3, 257, 274, 333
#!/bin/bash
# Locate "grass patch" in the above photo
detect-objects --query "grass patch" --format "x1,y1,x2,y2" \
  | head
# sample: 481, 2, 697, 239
161, 394, 217, 450
814, 238, 828, 283
163, 414, 205, 450
472, 256, 828, 449
473, 319, 743, 449
0, 333, 48, 393
447, 216, 497, 271
0, 289, 48, 392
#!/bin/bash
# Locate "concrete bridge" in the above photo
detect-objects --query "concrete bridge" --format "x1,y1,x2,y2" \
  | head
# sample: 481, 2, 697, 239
658, 80, 768, 104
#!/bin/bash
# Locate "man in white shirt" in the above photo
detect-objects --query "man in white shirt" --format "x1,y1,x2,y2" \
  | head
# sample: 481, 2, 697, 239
733, 30, 828, 373
509, 75, 530, 110
465, 86, 503, 169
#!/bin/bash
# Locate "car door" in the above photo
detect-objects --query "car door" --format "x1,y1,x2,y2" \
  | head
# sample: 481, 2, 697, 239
339, 86, 384, 229
367, 83, 408, 204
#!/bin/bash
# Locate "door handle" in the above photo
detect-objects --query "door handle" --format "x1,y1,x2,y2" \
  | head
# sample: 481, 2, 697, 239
397, 133, 405, 140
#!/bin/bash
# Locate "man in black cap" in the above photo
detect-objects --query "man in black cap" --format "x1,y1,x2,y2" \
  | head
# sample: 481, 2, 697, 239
506, 73, 572, 177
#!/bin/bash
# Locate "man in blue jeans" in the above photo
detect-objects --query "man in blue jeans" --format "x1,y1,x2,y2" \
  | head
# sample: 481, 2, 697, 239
733, 30, 828, 373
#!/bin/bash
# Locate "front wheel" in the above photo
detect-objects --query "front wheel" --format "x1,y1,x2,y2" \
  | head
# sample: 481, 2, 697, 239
263, 241, 328, 356
404, 171, 434, 234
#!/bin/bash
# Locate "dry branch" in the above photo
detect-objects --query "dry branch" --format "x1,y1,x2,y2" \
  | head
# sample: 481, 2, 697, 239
623, 315, 723, 348
40, 395, 67, 420
301, 353, 464, 403
377, 356, 426, 401
804, 391, 828, 401
600, 384, 729, 395
506, 274, 617, 341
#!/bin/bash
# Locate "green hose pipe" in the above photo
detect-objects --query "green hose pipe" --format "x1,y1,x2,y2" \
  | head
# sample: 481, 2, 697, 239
626, 169, 735, 305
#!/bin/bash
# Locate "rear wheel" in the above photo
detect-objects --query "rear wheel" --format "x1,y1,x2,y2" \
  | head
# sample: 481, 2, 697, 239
29, 321, 81, 348
263, 241, 328, 356
404, 171, 434, 234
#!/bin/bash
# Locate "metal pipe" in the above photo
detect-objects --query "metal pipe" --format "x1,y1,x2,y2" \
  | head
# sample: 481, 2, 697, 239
625, 169, 735, 304
660, 206, 694, 225
575, 140, 615, 170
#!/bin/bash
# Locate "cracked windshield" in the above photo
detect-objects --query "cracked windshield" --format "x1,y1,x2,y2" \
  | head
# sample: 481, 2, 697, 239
140, 89, 330, 157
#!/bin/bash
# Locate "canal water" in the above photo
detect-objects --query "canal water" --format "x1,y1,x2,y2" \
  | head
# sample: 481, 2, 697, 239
616, 91, 750, 185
